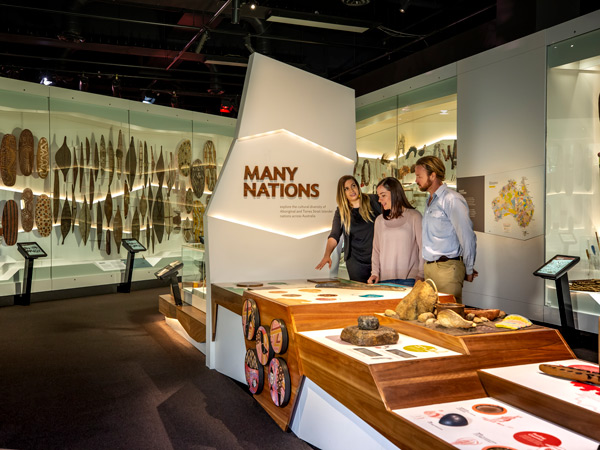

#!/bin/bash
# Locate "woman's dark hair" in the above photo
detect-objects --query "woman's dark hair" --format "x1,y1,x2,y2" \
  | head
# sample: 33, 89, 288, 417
376, 177, 414, 220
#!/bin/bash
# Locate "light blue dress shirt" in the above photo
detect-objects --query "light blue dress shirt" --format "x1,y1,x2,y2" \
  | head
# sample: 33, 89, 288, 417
422, 184, 477, 275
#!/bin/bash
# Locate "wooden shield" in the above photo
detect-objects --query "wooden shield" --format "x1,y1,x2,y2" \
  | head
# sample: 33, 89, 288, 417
89, 173, 95, 205
150, 147, 155, 184
147, 184, 154, 219
143, 141, 149, 187
131, 207, 140, 241
185, 188, 193, 214
138, 140, 143, 181
53, 168, 60, 223
146, 216, 151, 251
60, 194, 71, 244
79, 143, 84, 192
107, 139, 115, 186
105, 229, 111, 255
203, 140, 216, 165
35, 194, 52, 238
96, 201, 103, 249
21, 188, 35, 232
124, 179, 130, 219
36, 136, 50, 179
114, 205, 123, 253
85, 137, 91, 166
166, 152, 175, 195
182, 217, 193, 243
140, 188, 147, 221
206, 166, 217, 191
2, 200, 19, 246
99, 135, 106, 175
178, 139, 191, 176
0, 134, 17, 186
93, 141, 100, 181
190, 158, 205, 198
126, 136, 136, 188
79, 195, 91, 246
72, 146, 79, 193
116, 130, 124, 181
55, 136, 71, 182
192, 200, 205, 242
71, 185, 76, 232
152, 188, 164, 244
18, 128, 34, 176
156, 147, 165, 188
164, 196, 173, 239
104, 188, 113, 226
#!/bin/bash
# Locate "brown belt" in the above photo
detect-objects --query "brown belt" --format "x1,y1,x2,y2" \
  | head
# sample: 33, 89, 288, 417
426, 256, 461, 264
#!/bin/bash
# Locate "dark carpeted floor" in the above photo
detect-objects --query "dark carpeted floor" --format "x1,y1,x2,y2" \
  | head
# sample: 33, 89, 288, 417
0, 288, 314, 450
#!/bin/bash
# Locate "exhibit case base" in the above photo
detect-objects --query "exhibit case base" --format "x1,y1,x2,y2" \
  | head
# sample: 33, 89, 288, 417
159, 293, 206, 345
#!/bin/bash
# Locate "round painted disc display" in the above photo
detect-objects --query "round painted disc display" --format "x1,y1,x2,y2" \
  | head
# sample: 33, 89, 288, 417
256, 325, 274, 365
472, 404, 507, 415
244, 348, 264, 395
237, 282, 264, 287
242, 298, 260, 340
270, 319, 289, 354
268, 357, 291, 407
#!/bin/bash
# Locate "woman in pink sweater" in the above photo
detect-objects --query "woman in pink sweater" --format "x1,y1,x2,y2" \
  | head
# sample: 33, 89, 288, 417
367, 177, 424, 286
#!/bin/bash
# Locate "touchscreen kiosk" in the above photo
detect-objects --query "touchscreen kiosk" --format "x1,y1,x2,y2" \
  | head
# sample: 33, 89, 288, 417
154, 261, 184, 306
117, 238, 147, 293
15, 242, 48, 306
533, 255, 580, 280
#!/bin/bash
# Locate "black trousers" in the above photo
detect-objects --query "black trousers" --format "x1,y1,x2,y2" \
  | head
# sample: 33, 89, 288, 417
345, 256, 371, 283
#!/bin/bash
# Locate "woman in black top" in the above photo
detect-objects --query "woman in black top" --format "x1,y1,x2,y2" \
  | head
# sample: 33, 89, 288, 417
315, 175, 381, 283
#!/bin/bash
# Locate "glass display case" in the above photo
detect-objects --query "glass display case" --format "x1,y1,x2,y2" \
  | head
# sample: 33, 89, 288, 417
181, 242, 206, 311
546, 27, 600, 317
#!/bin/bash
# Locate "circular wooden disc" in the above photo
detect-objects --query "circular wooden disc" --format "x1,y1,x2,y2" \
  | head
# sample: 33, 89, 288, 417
241, 298, 260, 340
269, 319, 289, 355
34, 194, 52, 237
177, 139, 191, 176
2, 200, 19, 245
236, 282, 263, 287
190, 158, 205, 198
268, 357, 291, 407
256, 325, 274, 366
244, 348, 263, 395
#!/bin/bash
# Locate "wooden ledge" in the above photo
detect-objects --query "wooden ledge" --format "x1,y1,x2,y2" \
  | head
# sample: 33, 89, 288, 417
159, 294, 206, 343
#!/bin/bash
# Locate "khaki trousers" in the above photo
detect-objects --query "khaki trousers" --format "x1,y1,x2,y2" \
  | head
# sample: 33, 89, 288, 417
424, 259, 466, 303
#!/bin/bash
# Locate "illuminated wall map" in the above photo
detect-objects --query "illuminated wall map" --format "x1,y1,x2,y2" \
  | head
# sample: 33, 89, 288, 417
484, 166, 543, 240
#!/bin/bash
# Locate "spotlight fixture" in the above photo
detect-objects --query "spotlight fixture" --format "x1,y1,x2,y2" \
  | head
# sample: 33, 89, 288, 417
142, 93, 156, 104
248, 0, 258, 10
112, 75, 121, 98
40, 74, 53, 85
399, 0, 410, 13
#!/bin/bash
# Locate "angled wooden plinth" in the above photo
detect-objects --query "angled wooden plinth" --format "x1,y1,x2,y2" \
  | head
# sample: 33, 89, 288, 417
478, 370, 600, 442
211, 284, 245, 341
159, 294, 206, 343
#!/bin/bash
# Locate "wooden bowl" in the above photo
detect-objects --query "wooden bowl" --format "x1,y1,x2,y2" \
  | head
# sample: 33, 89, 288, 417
434, 302, 465, 318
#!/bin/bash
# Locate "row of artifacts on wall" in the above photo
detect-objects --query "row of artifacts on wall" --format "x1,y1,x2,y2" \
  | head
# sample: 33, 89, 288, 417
354, 138, 458, 193
0, 128, 219, 252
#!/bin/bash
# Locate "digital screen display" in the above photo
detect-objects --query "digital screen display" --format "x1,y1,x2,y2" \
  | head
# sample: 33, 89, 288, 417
17, 242, 47, 258
533, 255, 579, 279
122, 238, 146, 253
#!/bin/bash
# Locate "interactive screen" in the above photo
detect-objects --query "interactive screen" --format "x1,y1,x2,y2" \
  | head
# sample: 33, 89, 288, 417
533, 255, 579, 279
122, 238, 146, 253
17, 242, 47, 259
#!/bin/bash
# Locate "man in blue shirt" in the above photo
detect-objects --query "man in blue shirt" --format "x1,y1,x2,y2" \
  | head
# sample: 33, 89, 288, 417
414, 156, 477, 302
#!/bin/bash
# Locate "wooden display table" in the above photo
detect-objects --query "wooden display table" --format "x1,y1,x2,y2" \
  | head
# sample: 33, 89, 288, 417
159, 293, 206, 343
209, 279, 597, 450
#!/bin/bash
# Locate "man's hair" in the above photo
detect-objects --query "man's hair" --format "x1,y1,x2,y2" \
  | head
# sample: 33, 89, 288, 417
416, 155, 445, 182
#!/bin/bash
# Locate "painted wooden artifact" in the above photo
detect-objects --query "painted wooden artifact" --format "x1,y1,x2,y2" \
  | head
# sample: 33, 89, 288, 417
131, 207, 140, 241
125, 136, 136, 188
185, 188, 193, 213
1, 133, 18, 186
138, 140, 143, 181
182, 217, 193, 243
55, 136, 71, 182
206, 166, 217, 191
79, 195, 91, 246
60, 194, 71, 244
177, 180, 187, 209
107, 139, 115, 186
99, 135, 106, 175
190, 158, 205, 198
192, 199, 205, 242
93, 141, 100, 181
85, 137, 91, 166
21, 188, 35, 232
96, 201, 103, 249
268, 358, 291, 408
156, 147, 165, 188
124, 179, 130, 219
140, 188, 147, 220
89, 173, 95, 205
105, 229, 111, 255
18, 128, 34, 176
164, 196, 173, 239
178, 139, 191, 176
146, 216, 151, 251
53, 168, 60, 223
104, 187, 113, 226
151, 214, 155, 252
34, 194, 52, 237
36, 136, 49, 179
79, 143, 84, 192
1, 200, 18, 246
203, 140, 216, 164
152, 188, 164, 244
166, 152, 175, 195
143, 141, 148, 187
116, 130, 124, 181
113, 205, 123, 253
147, 184, 154, 218
150, 147, 155, 184
72, 146, 79, 196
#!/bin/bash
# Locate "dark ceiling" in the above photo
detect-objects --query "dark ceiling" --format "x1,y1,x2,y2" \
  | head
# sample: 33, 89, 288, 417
1, 0, 598, 116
